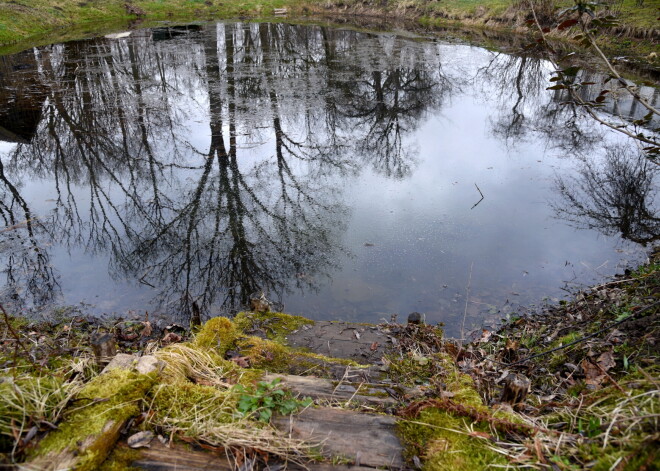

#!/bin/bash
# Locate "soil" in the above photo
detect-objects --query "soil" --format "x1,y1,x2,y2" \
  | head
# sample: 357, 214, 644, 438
284, 321, 391, 365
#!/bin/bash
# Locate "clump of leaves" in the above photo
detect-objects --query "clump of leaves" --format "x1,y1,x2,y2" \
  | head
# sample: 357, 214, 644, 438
234, 379, 312, 423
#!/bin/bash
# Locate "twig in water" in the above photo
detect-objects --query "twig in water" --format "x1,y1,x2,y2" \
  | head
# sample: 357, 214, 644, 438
471, 183, 485, 209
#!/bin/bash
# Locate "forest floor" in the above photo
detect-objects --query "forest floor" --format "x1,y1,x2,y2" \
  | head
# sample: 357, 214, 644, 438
0, 247, 658, 470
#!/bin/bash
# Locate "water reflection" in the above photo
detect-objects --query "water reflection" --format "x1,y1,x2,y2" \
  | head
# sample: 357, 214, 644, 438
0, 22, 656, 334
553, 145, 660, 245
0, 23, 449, 319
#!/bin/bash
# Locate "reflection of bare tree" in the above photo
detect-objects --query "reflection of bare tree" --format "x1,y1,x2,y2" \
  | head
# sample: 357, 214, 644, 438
0, 23, 454, 320
553, 146, 660, 245
477, 53, 601, 154
337, 38, 450, 178
117, 25, 349, 319
0, 160, 59, 310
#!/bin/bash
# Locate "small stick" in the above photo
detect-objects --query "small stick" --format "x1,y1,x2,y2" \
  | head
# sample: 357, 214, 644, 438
471, 183, 484, 210
0, 303, 41, 373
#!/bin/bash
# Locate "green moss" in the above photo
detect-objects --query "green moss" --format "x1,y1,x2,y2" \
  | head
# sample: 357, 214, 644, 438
440, 355, 485, 410
149, 382, 238, 431
192, 316, 240, 355
397, 407, 507, 470
233, 311, 314, 344
32, 369, 157, 471
98, 446, 143, 471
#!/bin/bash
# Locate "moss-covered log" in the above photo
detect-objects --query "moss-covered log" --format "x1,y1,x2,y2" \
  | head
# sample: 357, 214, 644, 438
26, 368, 158, 471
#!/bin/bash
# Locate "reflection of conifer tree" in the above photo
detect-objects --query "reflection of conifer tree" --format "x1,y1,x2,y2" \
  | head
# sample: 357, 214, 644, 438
553, 146, 659, 245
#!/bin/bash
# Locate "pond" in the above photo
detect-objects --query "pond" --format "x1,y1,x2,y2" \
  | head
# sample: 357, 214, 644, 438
0, 22, 657, 337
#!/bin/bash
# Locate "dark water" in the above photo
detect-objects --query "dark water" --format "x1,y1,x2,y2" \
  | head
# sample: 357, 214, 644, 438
0, 23, 657, 336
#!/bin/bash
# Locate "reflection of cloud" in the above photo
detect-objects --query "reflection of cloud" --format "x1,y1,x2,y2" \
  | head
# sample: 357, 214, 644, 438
553, 145, 659, 245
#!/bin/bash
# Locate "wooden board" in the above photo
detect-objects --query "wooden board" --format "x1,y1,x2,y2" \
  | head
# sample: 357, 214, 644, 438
127, 441, 233, 471
123, 440, 396, 471
273, 407, 404, 469
263, 373, 398, 407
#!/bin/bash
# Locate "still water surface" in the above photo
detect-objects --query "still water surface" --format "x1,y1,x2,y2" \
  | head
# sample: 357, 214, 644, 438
0, 23, 657, 336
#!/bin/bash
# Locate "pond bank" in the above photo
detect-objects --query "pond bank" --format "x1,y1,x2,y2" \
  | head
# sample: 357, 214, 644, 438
1, 248, 658, 469
0, 0, 658, 63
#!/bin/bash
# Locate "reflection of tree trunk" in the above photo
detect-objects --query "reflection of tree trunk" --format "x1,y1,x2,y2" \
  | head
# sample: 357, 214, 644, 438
129, 41, 164, 221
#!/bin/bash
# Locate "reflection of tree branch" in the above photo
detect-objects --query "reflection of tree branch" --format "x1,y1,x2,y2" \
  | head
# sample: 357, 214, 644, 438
0, 159, 59, 308
553, 145, 660, 245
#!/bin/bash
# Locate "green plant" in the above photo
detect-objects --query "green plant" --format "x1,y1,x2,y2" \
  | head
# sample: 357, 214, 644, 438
234, 379, 312, 423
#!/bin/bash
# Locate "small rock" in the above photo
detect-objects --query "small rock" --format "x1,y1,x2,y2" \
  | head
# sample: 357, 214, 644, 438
127, 431, 154, 449
135, 355, 166, 375
408, 312, 423, 324
102, 353, 137, 374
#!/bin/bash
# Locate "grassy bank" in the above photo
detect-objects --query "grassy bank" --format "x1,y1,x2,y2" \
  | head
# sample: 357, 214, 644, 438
0, 0, 293, 47
0, 0, 658, 54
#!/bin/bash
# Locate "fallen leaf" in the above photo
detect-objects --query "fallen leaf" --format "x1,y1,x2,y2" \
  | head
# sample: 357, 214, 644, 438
597, 351, 615, 372
231, 356, 251, 368
354, 331, 361, 340
478, 329, 492, 343
581, 358, 605, 388
161, 332, 182, 345
128, 431, 154, 449
370, 341, 379, 351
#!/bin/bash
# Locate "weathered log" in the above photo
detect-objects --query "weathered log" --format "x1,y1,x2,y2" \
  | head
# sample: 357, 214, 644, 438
262, 373, 402, 406
25, 355, 160, 471
120, 440, 381, 471
500, 373, 530, 409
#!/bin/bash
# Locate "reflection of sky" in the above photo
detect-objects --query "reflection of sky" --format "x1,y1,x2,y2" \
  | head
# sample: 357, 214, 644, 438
284, 57, 648, 335
0, 25, 653, 336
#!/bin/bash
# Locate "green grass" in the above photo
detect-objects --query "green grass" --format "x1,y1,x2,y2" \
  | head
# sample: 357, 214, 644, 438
0, 0, 295, 49
0, 0, 656, 50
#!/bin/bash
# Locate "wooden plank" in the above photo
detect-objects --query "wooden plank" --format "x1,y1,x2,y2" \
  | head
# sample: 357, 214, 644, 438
273, 408, 404, 469
127, 441, 233, 471
124, 441, 386, 471
263, 373, 398, 407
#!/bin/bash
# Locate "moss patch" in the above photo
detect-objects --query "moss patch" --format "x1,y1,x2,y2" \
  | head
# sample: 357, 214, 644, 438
31, 369, 157, 471
98, 446, 143, 471
234, 311, 314, 344
398, 407, 506, 470
192, 316, 241, 355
